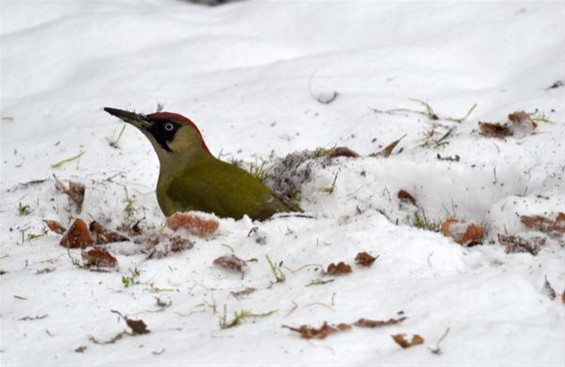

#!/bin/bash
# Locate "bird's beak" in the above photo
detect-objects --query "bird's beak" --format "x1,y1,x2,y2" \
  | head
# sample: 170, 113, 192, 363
104, 107, 151, 129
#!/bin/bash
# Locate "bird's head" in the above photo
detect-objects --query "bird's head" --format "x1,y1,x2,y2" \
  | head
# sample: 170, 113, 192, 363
104, 107, 211, 164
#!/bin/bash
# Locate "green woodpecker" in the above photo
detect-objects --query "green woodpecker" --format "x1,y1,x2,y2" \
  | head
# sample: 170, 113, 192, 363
104, 107, 300, 220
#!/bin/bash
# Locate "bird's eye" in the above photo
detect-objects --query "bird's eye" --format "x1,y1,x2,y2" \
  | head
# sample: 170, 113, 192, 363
164, 123, 174, 132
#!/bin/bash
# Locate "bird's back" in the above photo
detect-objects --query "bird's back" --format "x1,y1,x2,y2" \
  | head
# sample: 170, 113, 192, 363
158, 158, 298, 220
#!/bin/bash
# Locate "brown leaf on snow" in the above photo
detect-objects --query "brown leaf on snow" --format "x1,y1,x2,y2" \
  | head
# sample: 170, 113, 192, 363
498, 234, 545, 256
54, 175, 85, 210
478, 122, 513, 138
81, 248, 118, 268
329, 147, 360, 158
213, 254, 247, 273
354, 252, 377, 267
111, 310, 150, 335
397, 190, 417, 206
355, 317, 407, 328
43, 220, 67, 235
167, 212, 219, 236
74, 346, 87, 353
125, 318, 150, 335
441, 218, 484, 246
479, 111, 537, 139
391, 333, 425, 348
89, 221, 129, 244
325, 262, 353, 275
562, 290, 565, 305
143, 234, 194, 259
282, 322, 351, 339
508, 111, 537, 130
60, 218, 95, 249
520, 213, 565, 236
380, 135, 406, 158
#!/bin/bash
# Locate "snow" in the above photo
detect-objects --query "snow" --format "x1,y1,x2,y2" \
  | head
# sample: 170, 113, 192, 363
1, 1, 564, 366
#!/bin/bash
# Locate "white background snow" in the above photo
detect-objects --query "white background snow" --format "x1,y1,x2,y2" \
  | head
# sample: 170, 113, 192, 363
1, 0, 564, 366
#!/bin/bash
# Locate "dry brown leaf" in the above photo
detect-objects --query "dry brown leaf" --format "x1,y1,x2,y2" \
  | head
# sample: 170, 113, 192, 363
74, 346, 87, 353
60, 218, 95, 249
325, 262, 353, 275
520, 213, 565, 236
213, 254, 246, 273
81, 248, 118, 268
441, 218, 484, 246
380, 135, 406, 157
283, 322, 351, 339
330, 147, 360, 158
498, 234, 545, 256
391, 333, 425, 348
125, 317, 150, 335
89, 221, 129, 244
508, 111, 537, 130
478, 122, 513, 138
43, 220, 67, 235
355, 317, 407, 328
354, 252, 377, 267
561, 290, 565, 305
397, 190, 417, 206
54, 176, 85, 210
167, 212, 219, 236
111, 310, 150, 335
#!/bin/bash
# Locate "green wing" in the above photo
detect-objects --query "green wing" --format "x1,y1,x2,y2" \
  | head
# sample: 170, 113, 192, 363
165, 160, 293, 220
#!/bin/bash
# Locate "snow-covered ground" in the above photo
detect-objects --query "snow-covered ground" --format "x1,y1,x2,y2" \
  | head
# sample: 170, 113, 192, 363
1, 1, 564, 366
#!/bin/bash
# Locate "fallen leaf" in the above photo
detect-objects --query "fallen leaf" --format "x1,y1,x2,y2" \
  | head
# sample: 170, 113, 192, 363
67, 182, 85, 208
354, 317, 407, 328
167, 212, 219, 236
125, 318, 150, 335
478, 122, 513, 138
508, 111, 537, 130
43, 220, 67, 235
498, 234, 545, 256
330, 147, 359, 158
74, 346, 87, 353
380, 135, 406, 157
441, 218, 484, 246
81, 248, 118, 268
520, 213, 565, 236
142, 234, 194, 259
89, 221, 129, 244
325, 262, 353, 275
561, 290, 565, 304
397, 190, 417, 206
213, 254, 247, 273
110, 309, 150, 335
391, 333, 425, 348
54, 175, 85, 210
354, 252, 377, 267
60, 218, 94, 249
282, 322, 351, 339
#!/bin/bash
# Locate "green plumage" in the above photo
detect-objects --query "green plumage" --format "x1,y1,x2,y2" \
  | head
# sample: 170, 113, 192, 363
158, 158, 295, 220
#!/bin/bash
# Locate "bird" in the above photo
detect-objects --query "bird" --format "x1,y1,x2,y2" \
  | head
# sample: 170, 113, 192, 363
104, 107, 301, 220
